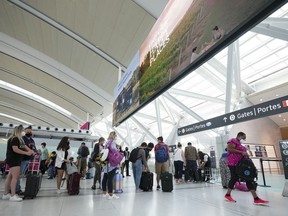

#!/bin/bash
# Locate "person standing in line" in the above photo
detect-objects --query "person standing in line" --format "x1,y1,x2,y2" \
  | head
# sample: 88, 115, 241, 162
16, 125, 37, 195
2, 125, 34, 202
55, 137, 71, 194
173, 143, 185, 184
154, 136, 170, 190
40, 142, 49, 175
184, 142, 199, 182
123, 147, 131, 177
91, 137, 105, 190
77, 142, 90, 179
102, 131, 120, 199
224, 132, 269, 204
132, 142, 150, 192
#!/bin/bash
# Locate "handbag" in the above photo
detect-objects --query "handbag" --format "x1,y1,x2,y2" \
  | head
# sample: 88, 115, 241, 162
66, 162, 78, 175
107, 141, 124, 167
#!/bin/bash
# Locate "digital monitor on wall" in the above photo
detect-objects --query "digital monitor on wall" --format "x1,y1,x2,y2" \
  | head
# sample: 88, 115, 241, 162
113, 0, 286, 126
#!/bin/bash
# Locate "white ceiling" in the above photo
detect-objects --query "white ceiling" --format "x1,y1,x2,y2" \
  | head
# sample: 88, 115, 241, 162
0, 0, 167, 128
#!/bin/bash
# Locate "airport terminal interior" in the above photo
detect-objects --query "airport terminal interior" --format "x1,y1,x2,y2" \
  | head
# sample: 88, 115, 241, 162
1, 0, 288, 215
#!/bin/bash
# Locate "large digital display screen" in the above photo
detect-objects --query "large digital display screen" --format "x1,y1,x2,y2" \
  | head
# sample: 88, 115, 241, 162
113, 0, 285, 126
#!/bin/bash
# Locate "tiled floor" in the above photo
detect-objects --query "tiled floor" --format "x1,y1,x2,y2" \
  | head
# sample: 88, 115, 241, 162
0, 172, 287, 216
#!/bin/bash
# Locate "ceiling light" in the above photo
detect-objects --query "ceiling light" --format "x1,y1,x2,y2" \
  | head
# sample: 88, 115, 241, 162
259, 98, 263, 101
0, 80, 71, 116
0, 113, 32, 125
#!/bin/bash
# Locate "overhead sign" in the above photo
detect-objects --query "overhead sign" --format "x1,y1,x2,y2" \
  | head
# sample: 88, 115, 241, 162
178, 95, 288, 136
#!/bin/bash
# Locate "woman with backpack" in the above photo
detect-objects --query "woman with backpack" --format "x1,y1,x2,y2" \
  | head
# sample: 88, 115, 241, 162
102, 131, 121, 199
224, 132, 269, 205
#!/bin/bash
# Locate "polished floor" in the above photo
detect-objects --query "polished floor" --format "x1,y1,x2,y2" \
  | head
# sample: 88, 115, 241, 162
0, 170, 287, 216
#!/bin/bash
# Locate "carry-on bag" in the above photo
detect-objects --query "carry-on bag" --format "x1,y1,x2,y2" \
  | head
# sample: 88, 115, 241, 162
113, 172, 123, 193
67, 172, 81, 195
140, 172, 153, 191
161, 172, 173, 192
23, 173, 42, 199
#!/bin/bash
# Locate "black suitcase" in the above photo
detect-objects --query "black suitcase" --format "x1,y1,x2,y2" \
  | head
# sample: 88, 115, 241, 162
161, 172, 173, 192
67, 172, 81, 195
24, 174, 42, 199
140, 172, 153, 191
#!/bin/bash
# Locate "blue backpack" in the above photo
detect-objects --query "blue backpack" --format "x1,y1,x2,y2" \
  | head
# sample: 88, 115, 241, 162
155, 144, 168, 162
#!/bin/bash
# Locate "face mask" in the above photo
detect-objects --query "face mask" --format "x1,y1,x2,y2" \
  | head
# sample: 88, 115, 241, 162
21, 131, 25, 136
240, 139, 245, 144
25, 133, 32, 137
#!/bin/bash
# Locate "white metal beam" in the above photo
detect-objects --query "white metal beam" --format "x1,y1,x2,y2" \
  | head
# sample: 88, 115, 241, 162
130, 116, 157, 143
169, 88, 225, 104
163, 93, 204, 122
154, 98, 162, 136
225, 44, 234, 114
251, 23, 288, 42
233, 40, 241, 99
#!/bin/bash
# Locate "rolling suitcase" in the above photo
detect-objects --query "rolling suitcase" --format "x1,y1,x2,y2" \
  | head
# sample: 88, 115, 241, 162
67, 172, 81, 195
23, 173, 42, 199
140, 172, 153, 191
161, 172, 173, 192
113, 172, 123, 193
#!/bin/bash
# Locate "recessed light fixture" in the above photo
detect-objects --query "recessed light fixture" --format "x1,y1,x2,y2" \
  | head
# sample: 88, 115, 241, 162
279, 114, 282, 117
276, 94, 279, 97
284, 119, 286, 121
259, 98, 263, 102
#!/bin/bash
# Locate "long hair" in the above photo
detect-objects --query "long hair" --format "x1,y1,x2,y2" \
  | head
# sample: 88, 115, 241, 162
8, 125, 25, 145
57, 136, 69, 151
107, 131, 116, 140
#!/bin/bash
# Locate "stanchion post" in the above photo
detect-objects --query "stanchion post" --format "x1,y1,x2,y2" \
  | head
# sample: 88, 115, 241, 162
258, 158, 271, 187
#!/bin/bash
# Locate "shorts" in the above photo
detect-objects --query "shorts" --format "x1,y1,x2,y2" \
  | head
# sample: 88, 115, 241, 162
155, 161, 169, 175
79, 157, 87, 172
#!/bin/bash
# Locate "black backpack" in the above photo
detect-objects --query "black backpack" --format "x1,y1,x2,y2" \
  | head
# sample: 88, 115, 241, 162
90, 143, 100, 161
236, 158, 257, 181
129, 148, 141, 163
80, 146, 89, 158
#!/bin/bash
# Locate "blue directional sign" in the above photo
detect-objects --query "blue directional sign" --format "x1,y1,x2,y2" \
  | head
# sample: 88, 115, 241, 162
178, 95, 288, 136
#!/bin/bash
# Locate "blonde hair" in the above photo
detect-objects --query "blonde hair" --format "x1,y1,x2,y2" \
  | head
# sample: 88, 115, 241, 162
9, 125, 25, 145
108, 131, 116, 140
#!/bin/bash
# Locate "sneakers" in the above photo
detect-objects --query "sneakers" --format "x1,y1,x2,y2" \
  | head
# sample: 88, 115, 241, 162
57, 189, 61, 194
224, 194, 236, 202
136, 189, 143, 193
102, 193, 109, 198
2, 193, 11, 200
91, 185, 96, 190
9, 195, 23, 202
157, 185, 161, 190
254, 198, 269, 205
108, 194, 119, 199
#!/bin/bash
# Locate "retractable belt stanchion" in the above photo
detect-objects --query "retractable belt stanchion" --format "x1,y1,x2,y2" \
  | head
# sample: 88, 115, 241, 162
258, 158, 282, 187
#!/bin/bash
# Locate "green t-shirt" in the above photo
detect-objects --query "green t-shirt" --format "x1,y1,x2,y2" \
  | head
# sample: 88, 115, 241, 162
41, 148, 48, 160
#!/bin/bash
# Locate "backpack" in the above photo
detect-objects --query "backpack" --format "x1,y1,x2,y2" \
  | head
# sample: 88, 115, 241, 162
155, 144, 168, 163
80, 146, 89, 158
236, 158, 257, 181
91, 143, 100, 161
129, 148, 141, 163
